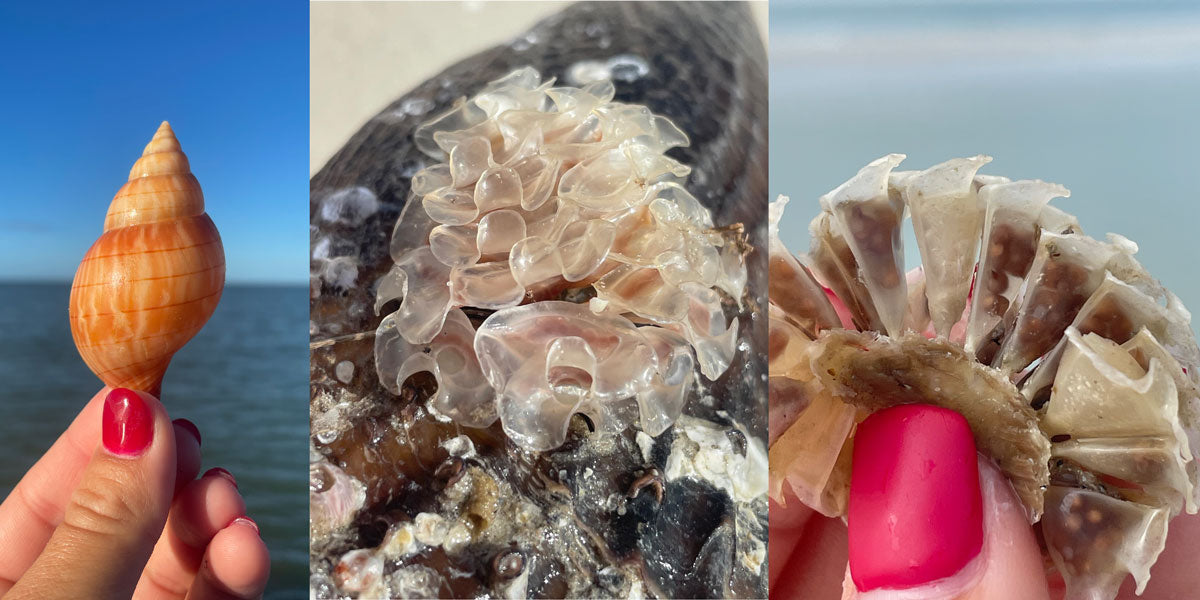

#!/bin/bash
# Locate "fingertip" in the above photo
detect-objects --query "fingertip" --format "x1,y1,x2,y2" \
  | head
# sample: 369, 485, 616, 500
101, 388, 158, 457
203, 466, 238, 490
770, 501, 849, 600
173, 420, 203, 496
174, 418, 202, 447
172, 473, 246, 549
768, 494, 816, 586
203, 519, 270, 598
128, 388, 167, 413
848, 404, 982, 590
90, 386, 113, 405
230, 516, 259, 535
969, 459, 1051, 599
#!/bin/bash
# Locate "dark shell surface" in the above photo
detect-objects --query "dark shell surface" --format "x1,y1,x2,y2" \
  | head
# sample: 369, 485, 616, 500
310, 3, 767, 597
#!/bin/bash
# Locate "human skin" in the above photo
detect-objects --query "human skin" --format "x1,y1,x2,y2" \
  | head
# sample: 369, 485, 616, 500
772, 282, 1200, 599
0, 388, 271, 599
769, 445, 1200, 599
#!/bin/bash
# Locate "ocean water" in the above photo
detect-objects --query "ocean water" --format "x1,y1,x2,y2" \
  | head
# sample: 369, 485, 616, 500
0, 283, 308, 598
770, 0, 1200, 336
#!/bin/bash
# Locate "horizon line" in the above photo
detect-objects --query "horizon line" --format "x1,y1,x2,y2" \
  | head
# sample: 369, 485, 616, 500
0, 277, 308, 287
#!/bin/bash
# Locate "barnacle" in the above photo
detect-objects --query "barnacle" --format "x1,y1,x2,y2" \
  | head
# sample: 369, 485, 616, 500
375, 68, 746, 451
769, 155, 1200, 600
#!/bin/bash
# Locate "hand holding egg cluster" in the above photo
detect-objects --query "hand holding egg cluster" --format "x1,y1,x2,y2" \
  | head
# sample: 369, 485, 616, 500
769, 155, 1200, 600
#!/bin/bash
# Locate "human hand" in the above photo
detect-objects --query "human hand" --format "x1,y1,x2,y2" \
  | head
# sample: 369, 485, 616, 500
0, 388, 271, 599
770, 404, 1200, 599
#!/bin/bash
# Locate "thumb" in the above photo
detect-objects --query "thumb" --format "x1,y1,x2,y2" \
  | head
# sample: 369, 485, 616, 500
956, 459, 1052, 600
8, 388, 176, 600
842, 404, 1049, 600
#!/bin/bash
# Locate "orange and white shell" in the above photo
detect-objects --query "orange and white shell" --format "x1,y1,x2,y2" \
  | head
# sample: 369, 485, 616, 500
69, 122, 225, 397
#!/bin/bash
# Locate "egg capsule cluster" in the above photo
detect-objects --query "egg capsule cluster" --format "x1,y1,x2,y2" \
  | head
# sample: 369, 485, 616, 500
376, 68, 746, 451
769, 155, 1200, 600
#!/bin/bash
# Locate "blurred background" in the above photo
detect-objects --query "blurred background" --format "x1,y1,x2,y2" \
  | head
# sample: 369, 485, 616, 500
0, 2, 308, 596
771, 0, 1200, 335
311, 0, 767, 175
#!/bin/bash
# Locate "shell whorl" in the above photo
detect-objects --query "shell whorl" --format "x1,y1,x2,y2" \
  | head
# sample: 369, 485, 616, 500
105, 121, 205, 231
69, 122, 225, 397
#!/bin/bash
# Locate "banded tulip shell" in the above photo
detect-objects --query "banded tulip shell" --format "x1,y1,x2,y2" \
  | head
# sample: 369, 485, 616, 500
69, 122, 225, 397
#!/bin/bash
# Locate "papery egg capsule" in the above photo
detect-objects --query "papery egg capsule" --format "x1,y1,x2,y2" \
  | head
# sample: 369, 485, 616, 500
69, 122, 225, 397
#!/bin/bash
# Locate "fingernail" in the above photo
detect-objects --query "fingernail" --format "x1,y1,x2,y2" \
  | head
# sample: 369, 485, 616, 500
232, 516, 259, 535
102, 387, 154, 457
204, 466, 238, 489
174, 418, 201, 446
847, 404, 983, 591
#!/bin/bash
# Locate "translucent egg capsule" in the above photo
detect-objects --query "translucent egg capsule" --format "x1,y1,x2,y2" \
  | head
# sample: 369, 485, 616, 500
375, 68, 746, 452
769, 156, 1199, 600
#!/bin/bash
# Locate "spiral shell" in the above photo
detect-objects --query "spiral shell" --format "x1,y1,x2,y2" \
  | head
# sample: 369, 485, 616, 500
69, 122, 225, 397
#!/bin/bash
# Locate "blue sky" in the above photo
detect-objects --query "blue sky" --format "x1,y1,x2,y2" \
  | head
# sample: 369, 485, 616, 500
0, 1, 307, 284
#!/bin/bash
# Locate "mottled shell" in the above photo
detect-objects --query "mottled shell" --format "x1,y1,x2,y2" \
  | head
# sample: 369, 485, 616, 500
69, 122, 225, 397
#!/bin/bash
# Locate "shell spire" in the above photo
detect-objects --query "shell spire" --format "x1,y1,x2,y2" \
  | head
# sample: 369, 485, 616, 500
69, 122, 225, 397
103, 121, 206, 232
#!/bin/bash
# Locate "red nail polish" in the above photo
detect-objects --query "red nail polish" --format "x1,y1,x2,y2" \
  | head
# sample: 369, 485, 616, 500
847, 404, 983, 591
102, 388, 154, 457
174, 418, 201, 446
204, 466, 238, 488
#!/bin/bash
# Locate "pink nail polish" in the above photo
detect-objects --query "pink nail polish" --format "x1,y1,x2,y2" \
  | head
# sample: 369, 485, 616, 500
847, 404, 983, 591
102, 388, 154, 457
232, 516, 259, 535
203, 466, 238, 489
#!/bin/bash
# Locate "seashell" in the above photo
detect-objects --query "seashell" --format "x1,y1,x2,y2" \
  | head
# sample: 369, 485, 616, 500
768, 157, 1200, 600
69, 122, 225, 397
373, 68, 745, 450
310, 459, 367, 541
